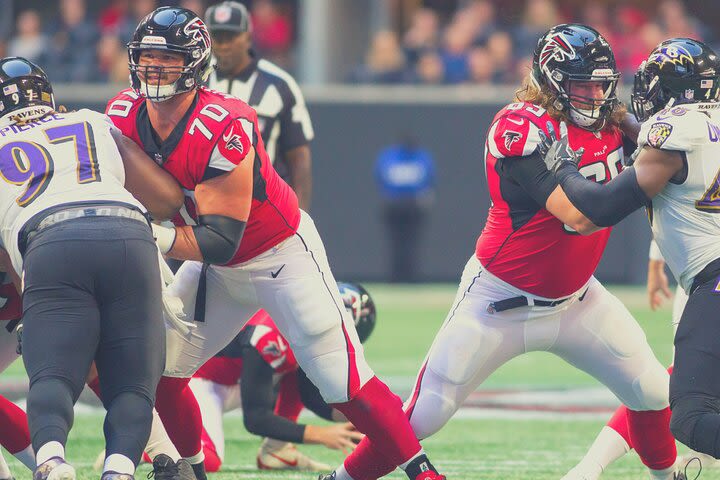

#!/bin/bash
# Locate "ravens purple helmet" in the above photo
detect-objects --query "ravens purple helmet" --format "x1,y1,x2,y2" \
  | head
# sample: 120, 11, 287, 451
0, 57, 55, 122
631, 38, 720, 122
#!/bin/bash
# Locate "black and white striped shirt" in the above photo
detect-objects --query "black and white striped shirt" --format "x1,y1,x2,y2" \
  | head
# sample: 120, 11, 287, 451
209, 59, 314, 182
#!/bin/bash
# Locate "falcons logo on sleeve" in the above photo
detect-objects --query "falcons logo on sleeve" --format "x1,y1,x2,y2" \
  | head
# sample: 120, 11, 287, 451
223, 127, 245, 154
502, 131, 522, 150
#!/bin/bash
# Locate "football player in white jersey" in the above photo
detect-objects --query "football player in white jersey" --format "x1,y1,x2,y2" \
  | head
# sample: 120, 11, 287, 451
0, 57, 185, 480
539, 37, 720, 465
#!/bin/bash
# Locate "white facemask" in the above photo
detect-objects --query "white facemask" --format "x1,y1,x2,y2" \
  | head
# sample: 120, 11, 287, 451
139, 80, 179, 102
569, 107, 601, 128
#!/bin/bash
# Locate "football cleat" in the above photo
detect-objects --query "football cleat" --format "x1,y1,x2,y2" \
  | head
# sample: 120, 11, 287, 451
189, 461, 207, 480
317, 473, 336, 480
257, 438, 331, 471
100, 472, 134, 480
677, 455, 703, 480
680, 451, 716, 469
148, 454, 195, 480
411, 474, 446, 480
33, 457, 75, 480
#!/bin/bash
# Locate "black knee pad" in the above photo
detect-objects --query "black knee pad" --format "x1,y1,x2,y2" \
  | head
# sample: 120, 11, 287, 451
670, 394, 720, 457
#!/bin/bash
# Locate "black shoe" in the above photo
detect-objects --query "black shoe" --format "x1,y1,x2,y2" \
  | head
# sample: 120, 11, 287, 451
317, 473, 336, 480
189, 461, 206, 480
33, 457, 75, 480
148, 455, 194, 480
101, 472, 134, 480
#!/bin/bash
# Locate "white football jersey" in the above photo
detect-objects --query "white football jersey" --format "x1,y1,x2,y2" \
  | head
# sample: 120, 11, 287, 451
0, 108, 143, 273
637, 102, 720, 293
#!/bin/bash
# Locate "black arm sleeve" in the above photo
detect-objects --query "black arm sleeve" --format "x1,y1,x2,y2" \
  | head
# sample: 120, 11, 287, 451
296, 369, 334, 421
555, 163, 651, 227
499, 151, 559, 206
240, 348, 306, 443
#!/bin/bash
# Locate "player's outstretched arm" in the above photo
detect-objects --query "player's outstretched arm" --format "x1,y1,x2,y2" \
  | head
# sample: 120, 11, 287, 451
540, 123, 682, 231
112, 131, 184, 220
154, 147, 254, 263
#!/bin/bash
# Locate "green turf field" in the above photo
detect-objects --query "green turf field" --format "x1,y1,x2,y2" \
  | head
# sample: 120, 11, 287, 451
3, 284, 694, 479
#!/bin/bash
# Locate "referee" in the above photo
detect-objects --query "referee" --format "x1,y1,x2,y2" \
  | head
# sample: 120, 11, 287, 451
204, 1, 314, 210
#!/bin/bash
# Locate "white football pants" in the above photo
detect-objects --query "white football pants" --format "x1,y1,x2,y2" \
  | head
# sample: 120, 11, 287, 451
404, 255, 670, 440
163, 211, 373, 403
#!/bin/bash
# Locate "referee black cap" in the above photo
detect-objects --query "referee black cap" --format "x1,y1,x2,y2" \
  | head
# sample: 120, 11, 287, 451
205, 1, 252, 33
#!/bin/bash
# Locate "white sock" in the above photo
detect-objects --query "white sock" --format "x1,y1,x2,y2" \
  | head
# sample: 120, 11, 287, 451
562, 427, 631, 480
36, 441, 64, 465
103, 454, 135, 475
333, 464, 356, 480
399, 449, 424, 470
184, 450, 204, 465
649, 460, 678, 480
12, 445, 36, 470
144, 409, 181, 462
0, 450, 12, 478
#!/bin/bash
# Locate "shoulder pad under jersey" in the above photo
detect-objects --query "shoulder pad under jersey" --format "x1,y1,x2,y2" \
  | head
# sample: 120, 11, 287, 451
486, 102, 550, 159
638, 105, 708, 152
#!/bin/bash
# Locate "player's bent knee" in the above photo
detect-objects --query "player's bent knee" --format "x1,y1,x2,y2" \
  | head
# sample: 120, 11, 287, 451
669, 394, 720, 455
628, 366, 670, 411
425, 321, 502, 386
409, 389, 458, 440
299, 349, 363, 404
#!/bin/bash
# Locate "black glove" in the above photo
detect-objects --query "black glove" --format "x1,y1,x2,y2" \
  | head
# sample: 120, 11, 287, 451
537, 121, 585, 173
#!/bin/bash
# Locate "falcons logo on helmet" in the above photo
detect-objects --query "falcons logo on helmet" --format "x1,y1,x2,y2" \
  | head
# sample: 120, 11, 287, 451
502, 130, 522, 150
183, 17, 210, 51
539, 33, 576, 72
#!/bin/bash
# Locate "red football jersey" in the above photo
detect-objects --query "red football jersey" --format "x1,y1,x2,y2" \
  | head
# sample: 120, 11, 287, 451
106, 88, 300, 265
194, 310, 298, 385
476, 102, 624, 298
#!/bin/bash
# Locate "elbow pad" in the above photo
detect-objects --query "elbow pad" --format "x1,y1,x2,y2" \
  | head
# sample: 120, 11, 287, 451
192, 214, 246, 264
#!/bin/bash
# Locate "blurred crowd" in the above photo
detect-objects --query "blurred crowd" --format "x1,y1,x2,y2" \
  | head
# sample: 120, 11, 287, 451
348, 0, 713, 85
1, 0, 294, 84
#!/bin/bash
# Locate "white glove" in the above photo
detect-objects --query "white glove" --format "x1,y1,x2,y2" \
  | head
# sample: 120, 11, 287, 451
157, 248, 195, 335
152, 223, 177, 254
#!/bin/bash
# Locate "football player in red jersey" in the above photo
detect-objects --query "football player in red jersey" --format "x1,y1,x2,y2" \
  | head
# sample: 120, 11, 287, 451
330, 24, 683, 480
105, 7, 446, 480
0, 248, 34, 480
140, 282, 376, 473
